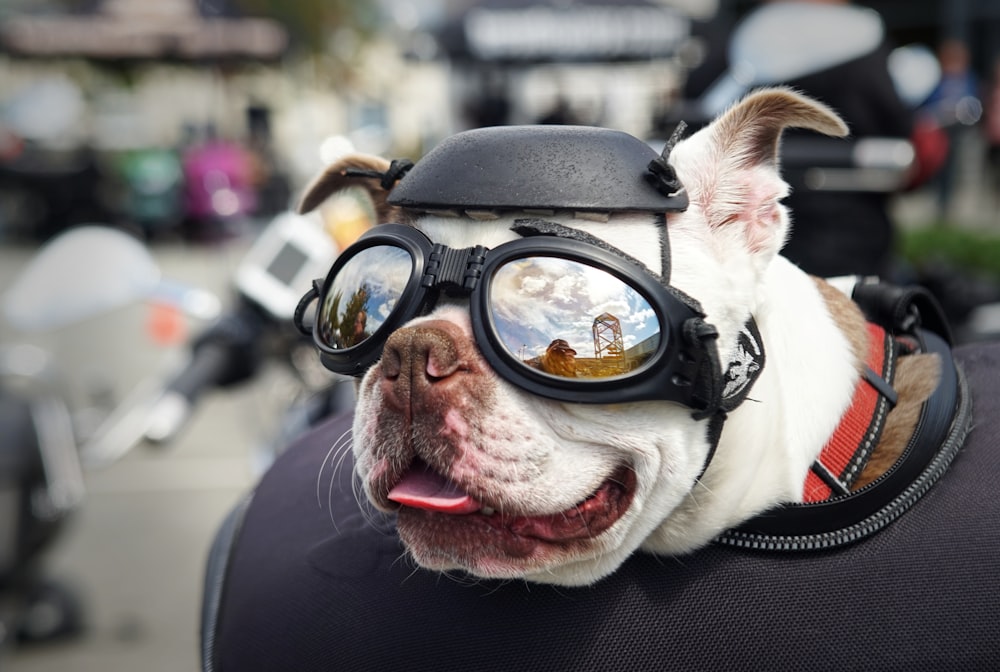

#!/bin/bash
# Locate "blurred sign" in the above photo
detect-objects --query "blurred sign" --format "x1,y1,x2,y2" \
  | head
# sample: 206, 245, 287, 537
0, 0, 288, 61
437, 1, 690, 63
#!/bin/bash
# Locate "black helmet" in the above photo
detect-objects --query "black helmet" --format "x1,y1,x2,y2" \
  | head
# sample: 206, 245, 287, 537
386, 125, 688, 215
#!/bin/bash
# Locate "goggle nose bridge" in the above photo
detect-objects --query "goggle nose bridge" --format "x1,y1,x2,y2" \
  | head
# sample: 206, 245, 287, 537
422, 243, 489, 295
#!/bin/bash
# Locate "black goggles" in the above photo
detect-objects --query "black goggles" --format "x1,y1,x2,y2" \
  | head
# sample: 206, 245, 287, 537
295, 224, 724, 410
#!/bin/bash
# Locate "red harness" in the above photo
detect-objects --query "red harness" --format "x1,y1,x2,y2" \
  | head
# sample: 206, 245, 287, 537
803, 322, 899, 502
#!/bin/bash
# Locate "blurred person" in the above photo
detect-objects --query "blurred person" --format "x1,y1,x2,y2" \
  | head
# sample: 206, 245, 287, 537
537, 98, 581, 125
539, 338, 578, 377
983, 57, 1000, 205
675, 0, 915, 278
750, 0, 914, 278
245, 104, 292, 217
919, 38, 982, 219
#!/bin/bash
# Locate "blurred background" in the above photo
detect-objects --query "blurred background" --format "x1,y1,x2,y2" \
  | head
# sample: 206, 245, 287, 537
0, 0, 998, 670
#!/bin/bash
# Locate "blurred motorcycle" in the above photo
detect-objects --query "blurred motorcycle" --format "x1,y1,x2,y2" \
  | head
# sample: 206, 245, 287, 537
135, 196, 367, 473
0, 225, 217, 654
670, 2, 1000, 340
680, 3, 934, 195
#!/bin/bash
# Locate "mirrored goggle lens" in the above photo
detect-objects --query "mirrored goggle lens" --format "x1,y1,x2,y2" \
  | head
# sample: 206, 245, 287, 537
318, 245, 413, 350
488, 257, 662, 380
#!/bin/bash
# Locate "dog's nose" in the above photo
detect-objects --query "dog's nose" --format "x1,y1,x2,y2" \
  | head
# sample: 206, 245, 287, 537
379, 321, 477, 410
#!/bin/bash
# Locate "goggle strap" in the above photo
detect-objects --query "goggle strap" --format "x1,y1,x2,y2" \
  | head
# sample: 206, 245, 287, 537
687, 317, 765, 485
645, 120, 688, 199
293, 280, 322, 337
512, 219, 649, 272
686, 318, 722, 421
696, 410, 727, 483
344, 158, 415, 191
654, 212, 670, 286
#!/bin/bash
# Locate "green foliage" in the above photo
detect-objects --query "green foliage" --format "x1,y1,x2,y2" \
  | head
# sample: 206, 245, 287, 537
900, 225, 1000, 279
340, 284, 371, 347
230, 0, 373, 57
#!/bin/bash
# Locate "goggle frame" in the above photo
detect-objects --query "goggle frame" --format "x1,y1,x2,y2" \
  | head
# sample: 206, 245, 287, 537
299, 224, 717, 409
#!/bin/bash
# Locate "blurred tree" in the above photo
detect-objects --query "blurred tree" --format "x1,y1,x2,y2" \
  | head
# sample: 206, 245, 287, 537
231, 0, 378, 58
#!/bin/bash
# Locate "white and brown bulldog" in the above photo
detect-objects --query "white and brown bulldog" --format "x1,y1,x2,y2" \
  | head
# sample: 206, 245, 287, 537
296, 88, 945, 586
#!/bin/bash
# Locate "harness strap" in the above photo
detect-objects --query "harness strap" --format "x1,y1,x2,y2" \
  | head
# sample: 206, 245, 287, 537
804, 322, 898, 501
716, 279, 966, 552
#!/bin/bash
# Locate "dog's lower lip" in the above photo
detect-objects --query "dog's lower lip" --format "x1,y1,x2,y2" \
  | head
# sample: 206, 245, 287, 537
397, 465, 636, 543
501, 466, 635, 541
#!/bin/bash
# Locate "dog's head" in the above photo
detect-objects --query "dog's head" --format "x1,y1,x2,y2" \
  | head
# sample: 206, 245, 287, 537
300, 88, 847, 585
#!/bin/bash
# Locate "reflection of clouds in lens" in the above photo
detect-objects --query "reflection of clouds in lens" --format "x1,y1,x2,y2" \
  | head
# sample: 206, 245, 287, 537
520, 275, 548, 295
551, 274, 580, 304
491, 257, 659, 360
336, 246, 412, 297
627, 307, 655, 331
377, 298, 396, 321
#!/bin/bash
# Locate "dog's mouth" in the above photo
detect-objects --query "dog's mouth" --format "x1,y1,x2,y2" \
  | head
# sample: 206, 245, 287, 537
385, 459, 636, 543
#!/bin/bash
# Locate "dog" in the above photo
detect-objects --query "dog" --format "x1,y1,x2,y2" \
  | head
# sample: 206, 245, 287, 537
296, 88, 943, 587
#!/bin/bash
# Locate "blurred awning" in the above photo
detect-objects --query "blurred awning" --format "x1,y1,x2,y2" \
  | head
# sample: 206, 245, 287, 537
430, 0, 691, 64
0, 0, 288, 62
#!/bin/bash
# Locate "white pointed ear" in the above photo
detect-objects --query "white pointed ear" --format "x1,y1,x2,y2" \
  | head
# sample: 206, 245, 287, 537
681, 87, 848, 261
298, 153, 405, 225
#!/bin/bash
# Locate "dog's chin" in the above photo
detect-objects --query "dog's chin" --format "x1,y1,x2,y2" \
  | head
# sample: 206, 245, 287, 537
391, 465, 637, 581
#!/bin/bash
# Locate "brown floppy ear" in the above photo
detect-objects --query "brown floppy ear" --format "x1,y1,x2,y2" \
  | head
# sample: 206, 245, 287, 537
297, 154, 404, 224
691, 87, 849, 259
710, 86, 848, 169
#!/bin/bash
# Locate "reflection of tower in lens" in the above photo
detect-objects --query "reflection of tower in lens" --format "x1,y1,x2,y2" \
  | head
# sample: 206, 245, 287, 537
592, 312, 626, 377
489, 257, 661, 380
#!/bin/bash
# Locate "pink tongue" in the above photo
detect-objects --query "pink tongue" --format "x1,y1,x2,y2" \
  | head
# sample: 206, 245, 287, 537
388, 463, 482, 514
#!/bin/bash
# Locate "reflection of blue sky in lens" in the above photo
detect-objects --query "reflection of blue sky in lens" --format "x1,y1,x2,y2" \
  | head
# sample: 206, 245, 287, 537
322, 245, 411, 347
489, 257, 660, 361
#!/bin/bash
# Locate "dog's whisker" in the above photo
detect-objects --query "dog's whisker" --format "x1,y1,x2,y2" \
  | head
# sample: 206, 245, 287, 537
316, 429, 352, 507
312, 427, 391, 533
326, 465, 340, 528
315, 428, 352, 509
442, 570, 490, 590
396, 556, 423, 584
329, 431, 354, 482
478, 579, 511, 596
357, 495, 386, 531
329, 436, 355, 520
691, 475, 715, 501
570, 504, 596, 540
313, 430, 357, 533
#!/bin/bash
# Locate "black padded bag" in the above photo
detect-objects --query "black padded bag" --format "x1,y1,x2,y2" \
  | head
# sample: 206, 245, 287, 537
207, 343, 1000, 671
